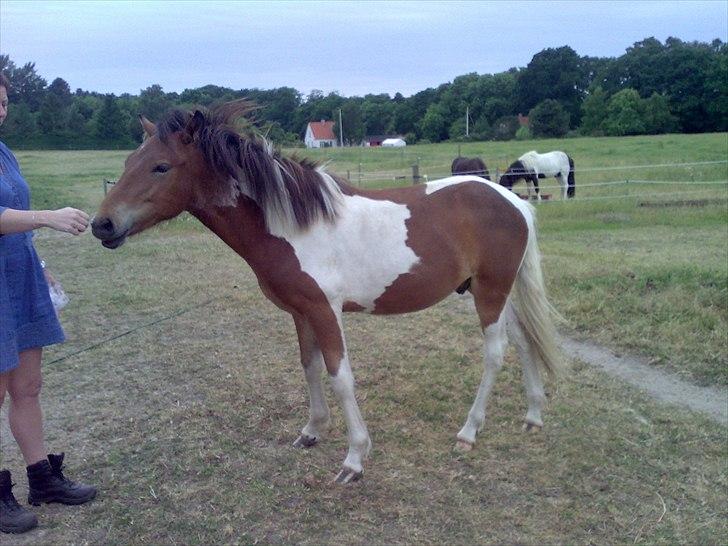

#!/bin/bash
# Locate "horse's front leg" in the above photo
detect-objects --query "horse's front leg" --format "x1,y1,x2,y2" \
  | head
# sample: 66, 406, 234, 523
310, 308, 371, 483
292, 315, 330, 448
532, 175, 542, 201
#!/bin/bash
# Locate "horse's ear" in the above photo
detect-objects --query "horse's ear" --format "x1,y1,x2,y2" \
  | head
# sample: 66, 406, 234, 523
182, 110, 205, 144
139, 115, 156, 139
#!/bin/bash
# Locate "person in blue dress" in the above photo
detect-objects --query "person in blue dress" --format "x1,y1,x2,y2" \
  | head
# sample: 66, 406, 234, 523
0, 74, 97, 534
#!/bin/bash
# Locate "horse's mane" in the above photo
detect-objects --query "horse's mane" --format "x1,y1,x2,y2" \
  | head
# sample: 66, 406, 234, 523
156, 100, 342, 236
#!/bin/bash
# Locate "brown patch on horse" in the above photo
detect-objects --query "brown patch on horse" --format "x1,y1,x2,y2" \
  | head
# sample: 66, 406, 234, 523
372, 181, 527, 316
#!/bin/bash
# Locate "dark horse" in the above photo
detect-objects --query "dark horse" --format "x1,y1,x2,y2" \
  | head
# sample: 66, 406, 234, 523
451, 156, 491, 180
92, 101, 562, 483
499, 151, 575, 200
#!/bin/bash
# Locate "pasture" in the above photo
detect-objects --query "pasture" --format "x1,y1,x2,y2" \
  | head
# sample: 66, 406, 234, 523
1, 133, 726, 545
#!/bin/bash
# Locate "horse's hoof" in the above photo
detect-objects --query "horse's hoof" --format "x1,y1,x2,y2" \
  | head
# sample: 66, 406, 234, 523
333, 467, 363, 484
455, 439, 474, 452
293, 434, 318, 448
522, 422, 542, 433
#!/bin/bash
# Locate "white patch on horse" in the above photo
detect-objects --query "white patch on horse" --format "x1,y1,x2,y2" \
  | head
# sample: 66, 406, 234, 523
424, 175, 534, 230
285, 195, 419, 312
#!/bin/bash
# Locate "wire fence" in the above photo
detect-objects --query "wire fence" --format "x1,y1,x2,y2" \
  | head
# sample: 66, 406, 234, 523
340, 159, 728, 203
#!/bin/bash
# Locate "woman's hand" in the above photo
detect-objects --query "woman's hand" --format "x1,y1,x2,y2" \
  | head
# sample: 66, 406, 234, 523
46, 207, 90, 235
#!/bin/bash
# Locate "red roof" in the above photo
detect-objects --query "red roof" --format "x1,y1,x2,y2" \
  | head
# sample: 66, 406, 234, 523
308, 121, 336, 140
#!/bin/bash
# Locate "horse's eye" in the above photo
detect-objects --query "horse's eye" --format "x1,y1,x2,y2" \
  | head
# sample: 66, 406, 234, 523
153, 164, 171, 174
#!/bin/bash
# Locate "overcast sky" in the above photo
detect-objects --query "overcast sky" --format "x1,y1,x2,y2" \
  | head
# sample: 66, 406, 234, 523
1, 0, 726, 98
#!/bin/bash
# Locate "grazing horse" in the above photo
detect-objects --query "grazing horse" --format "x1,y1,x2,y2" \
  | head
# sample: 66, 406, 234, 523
92, 101, 563, 484
451, 156, 491, 180
499, 150, 575, 200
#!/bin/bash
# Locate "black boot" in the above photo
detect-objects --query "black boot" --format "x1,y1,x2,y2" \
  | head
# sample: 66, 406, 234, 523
0, 469, 38, 534
27, 453, 97, 506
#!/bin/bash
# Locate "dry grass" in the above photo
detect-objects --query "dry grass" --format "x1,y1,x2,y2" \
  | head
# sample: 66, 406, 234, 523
1, 226, 726, 545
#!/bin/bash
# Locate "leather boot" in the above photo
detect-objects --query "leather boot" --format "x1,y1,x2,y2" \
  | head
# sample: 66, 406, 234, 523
27, 453, 97, 506
0, 469, 38, 534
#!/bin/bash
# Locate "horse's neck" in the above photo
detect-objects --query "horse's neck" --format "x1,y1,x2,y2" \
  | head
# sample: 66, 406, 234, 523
189, 198, 272, 266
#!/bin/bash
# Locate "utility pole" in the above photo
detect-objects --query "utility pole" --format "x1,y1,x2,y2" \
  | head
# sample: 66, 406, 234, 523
338, 108, 344, 147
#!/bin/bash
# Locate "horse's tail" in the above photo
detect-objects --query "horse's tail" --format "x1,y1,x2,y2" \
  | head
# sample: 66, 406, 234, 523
567, 156, 575, 198
511, 207, 564, 379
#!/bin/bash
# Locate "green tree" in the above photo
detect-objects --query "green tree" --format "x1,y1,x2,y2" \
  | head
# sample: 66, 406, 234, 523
643, 92, 678, 134
419, 103, 447, 142
515, 46, 585, 127
0, 58, 47, 111
492, 115, 519, 141
95, 94, 128, 143
704, 41, 728, 131
333, 100, 364, 145
529, 99, 571, 138
139, 84, 173, 121
602, 89, 645, 136
580, 86, 609, 135
361, 94, 395, 137
37, 78, 72, 136
0, 102, 37, 142
470, 115, 492, 140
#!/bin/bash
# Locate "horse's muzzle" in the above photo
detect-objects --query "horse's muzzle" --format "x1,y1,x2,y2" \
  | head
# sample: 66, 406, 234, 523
91, 216, 128, 249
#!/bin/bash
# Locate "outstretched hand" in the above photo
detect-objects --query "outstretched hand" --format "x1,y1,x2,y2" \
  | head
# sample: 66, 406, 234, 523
48, 207, 90, 235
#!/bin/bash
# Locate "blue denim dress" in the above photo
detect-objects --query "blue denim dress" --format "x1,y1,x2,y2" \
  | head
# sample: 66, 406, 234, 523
0, 141, 64, 372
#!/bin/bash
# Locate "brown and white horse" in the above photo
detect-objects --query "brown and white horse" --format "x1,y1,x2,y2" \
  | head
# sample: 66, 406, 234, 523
92, 101, 563, 483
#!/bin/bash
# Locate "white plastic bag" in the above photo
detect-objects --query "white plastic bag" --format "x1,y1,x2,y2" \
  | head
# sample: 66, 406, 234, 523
48, 281, 69, 313
41, 261, 70, 313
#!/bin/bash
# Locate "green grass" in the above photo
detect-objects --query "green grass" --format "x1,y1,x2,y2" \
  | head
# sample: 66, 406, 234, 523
1, 133, 726, 545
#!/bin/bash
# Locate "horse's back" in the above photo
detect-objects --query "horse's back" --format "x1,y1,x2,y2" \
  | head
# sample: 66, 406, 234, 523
451, 157, 490, 179
520, 150, 569, 175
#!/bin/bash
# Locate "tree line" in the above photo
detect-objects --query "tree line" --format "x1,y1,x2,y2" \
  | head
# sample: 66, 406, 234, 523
0, 36, 725, 149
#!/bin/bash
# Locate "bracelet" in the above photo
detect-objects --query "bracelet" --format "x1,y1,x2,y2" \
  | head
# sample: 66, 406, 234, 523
40, 260, 46, 269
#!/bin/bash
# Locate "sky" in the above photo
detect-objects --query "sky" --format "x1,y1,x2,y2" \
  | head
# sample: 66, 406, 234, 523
1, 0, 727, 98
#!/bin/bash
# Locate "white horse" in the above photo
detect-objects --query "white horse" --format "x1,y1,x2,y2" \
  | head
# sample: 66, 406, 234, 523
499, 151, 575, 200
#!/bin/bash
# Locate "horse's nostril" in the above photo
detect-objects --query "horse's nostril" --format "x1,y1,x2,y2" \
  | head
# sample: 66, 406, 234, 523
91, 216, 115, 238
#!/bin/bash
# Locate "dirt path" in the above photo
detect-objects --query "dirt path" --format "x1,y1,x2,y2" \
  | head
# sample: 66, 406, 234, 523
447, 293, 726, 426
561, 337, 727, 425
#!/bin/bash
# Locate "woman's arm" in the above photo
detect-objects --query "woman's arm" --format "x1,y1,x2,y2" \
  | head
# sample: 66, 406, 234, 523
0, 207, 90, 235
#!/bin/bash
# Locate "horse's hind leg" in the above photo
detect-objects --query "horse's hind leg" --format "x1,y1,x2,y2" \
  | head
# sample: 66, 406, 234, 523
504, 303, 546, 431
456, 288, 509, 451
557, 174, 568, 200
292, 315, 331, 448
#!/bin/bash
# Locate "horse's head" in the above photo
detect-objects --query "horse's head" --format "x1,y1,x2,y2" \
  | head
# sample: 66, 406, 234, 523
498, 160, 525, 191
92, 112, 206, 249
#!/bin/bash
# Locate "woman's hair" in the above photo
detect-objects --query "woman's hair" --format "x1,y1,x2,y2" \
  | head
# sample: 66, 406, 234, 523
0, 72, 9, 90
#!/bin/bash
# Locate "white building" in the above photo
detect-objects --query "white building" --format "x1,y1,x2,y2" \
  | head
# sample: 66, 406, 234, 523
381, 138, 406, 147
304, 120, 338, 148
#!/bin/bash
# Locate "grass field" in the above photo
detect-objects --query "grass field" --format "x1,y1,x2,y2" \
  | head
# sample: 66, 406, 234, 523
1, 132, 726, 545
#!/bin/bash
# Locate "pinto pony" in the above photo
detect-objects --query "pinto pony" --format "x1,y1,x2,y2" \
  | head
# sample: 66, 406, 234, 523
92, 101, 563, 483
451, 156, 491, 180
499, 150, 575, 200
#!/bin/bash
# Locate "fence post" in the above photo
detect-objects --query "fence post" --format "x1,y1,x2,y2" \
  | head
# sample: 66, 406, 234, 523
495, 167, 500, 184
358, 163, 362, 186
412, 163, 420, 185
